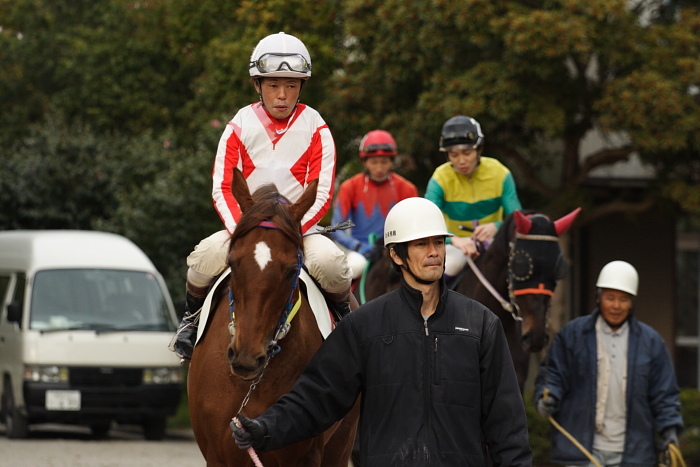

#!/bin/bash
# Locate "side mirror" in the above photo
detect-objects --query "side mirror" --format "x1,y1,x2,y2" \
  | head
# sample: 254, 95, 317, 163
7, 301, 22, 323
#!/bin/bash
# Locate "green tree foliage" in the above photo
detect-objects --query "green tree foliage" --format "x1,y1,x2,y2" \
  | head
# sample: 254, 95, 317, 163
328, 0, 700, 221
2, 0, 700, 302
0, 114, 124, 230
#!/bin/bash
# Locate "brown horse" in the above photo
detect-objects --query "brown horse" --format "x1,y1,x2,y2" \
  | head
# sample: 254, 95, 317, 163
352, 239, 399, 306
188, 168, 359, 466
354, 209, 579, 393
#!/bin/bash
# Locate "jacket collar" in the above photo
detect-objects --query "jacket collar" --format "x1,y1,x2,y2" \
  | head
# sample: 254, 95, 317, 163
397, 276, 448, 320
584, 308, 638, 334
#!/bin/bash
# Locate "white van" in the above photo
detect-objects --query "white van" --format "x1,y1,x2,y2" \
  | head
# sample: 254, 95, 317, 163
0, 230, 183, 440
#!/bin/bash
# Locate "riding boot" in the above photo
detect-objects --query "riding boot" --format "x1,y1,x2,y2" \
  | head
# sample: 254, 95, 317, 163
333, 298, 352, 320
327, 291, 357, 321
169, 291, 206, 361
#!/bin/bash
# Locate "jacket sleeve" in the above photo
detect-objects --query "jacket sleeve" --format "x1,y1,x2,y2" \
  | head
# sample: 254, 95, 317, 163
479, 316, 533, 466
647, 331, 684, 433
396, 175, 418, 199
501, 172, 522, 217
300, 123, 336, 234
255, 315, 363, 450
424, 177, 445, 211
212, 120, 244, 233
534, 328, 571, 404
330, 180, 361, 250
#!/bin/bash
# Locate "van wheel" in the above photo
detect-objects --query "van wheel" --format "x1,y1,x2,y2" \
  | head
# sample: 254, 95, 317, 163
90, 421, 111, 438
143, 417, 166, 441
3, 381, 29, 439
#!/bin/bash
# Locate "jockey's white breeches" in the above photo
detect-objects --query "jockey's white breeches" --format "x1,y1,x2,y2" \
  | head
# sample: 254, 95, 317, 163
445, 244, 468, 277
186, 229, 352, 296
345, 250, 368, 280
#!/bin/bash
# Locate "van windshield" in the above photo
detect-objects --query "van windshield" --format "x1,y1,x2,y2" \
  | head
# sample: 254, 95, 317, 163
30, 269, 176, 332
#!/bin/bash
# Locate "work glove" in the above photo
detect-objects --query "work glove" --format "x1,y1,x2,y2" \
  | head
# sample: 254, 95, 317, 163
658, 426, 679, 451
231, 414, 270, 451
536, 396, 559, 418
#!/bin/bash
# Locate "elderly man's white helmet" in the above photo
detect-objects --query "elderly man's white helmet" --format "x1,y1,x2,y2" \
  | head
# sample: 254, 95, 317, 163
596, 260, 639, 296
384, 198, 453, 247
249, 32, 312, 80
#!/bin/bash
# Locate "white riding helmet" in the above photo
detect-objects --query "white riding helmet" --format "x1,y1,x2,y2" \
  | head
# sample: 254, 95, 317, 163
596, 260, 639, 296
249, 32, 312, 80
384, 198, 453, 247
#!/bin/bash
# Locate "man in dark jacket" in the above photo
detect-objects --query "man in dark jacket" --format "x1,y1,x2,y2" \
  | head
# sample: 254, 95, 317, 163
534, 261, 683, 466
231, 197, 532, 466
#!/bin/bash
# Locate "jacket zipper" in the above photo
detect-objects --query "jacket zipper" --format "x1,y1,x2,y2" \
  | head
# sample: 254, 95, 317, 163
423, 320, 432, 443
434, 336, 439, 384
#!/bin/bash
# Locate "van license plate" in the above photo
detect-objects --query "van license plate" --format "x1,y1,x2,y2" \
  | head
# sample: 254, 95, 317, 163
45, 390, 81, 411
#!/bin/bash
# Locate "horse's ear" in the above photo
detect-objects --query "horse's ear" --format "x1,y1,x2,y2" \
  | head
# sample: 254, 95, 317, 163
290, 178, 319, 224
231, 167, 255, 213
554, 207, 581, 236
514, 210, 532, 234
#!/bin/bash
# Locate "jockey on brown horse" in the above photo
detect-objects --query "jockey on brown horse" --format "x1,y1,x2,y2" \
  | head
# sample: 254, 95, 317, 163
170, 32, 354, 361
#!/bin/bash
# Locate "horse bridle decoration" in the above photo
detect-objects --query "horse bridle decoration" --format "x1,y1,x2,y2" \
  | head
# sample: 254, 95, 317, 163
228, 220, 304, 359
465, 210, 578, 321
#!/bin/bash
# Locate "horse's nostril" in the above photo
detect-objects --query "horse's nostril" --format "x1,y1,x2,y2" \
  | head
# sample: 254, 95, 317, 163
227, 346, 235, 363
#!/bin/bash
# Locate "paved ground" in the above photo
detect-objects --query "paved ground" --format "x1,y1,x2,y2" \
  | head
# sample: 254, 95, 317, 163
0, 423, 205, 467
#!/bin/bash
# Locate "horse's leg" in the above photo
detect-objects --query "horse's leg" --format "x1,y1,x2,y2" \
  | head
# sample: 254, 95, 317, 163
502, 321, 529, 394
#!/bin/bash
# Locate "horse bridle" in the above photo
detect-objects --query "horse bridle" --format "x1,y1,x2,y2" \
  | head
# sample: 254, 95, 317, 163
228, 220, 304, 358
465, 231, 562, 321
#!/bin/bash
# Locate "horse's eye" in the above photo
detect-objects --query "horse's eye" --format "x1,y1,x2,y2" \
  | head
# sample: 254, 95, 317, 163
285, 267, 298, 280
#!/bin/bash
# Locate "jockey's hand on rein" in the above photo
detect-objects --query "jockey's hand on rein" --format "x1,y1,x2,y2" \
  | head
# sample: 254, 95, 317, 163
231, 414, 270, 450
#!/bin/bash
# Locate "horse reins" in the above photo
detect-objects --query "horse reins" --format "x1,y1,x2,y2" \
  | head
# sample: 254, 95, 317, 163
464, 255, 520, 319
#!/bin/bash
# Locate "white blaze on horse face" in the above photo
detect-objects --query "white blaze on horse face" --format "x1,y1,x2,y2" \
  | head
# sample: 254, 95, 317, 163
254, 241, 272, 270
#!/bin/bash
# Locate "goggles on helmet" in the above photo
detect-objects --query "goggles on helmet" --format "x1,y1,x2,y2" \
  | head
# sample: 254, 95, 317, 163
249, 53, 312, 74
362, 143, 396, 155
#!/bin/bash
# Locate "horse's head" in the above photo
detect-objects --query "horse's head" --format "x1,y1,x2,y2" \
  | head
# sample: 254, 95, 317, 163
508, 208, 581, 352
226, 168, 318, 380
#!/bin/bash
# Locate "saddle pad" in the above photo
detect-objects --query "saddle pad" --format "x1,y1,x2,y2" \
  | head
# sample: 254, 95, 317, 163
195, 269, 230, 346
194, 268, 334, 347
300, 268, 334, 339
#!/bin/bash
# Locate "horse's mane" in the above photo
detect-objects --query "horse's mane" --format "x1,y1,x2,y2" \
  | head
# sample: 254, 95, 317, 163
230, 184, 304, 250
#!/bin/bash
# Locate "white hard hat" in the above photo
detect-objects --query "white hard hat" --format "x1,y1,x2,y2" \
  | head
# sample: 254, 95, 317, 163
249, 32, 312, 80
596, 260, 639, 296
384, 198, 453, 247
